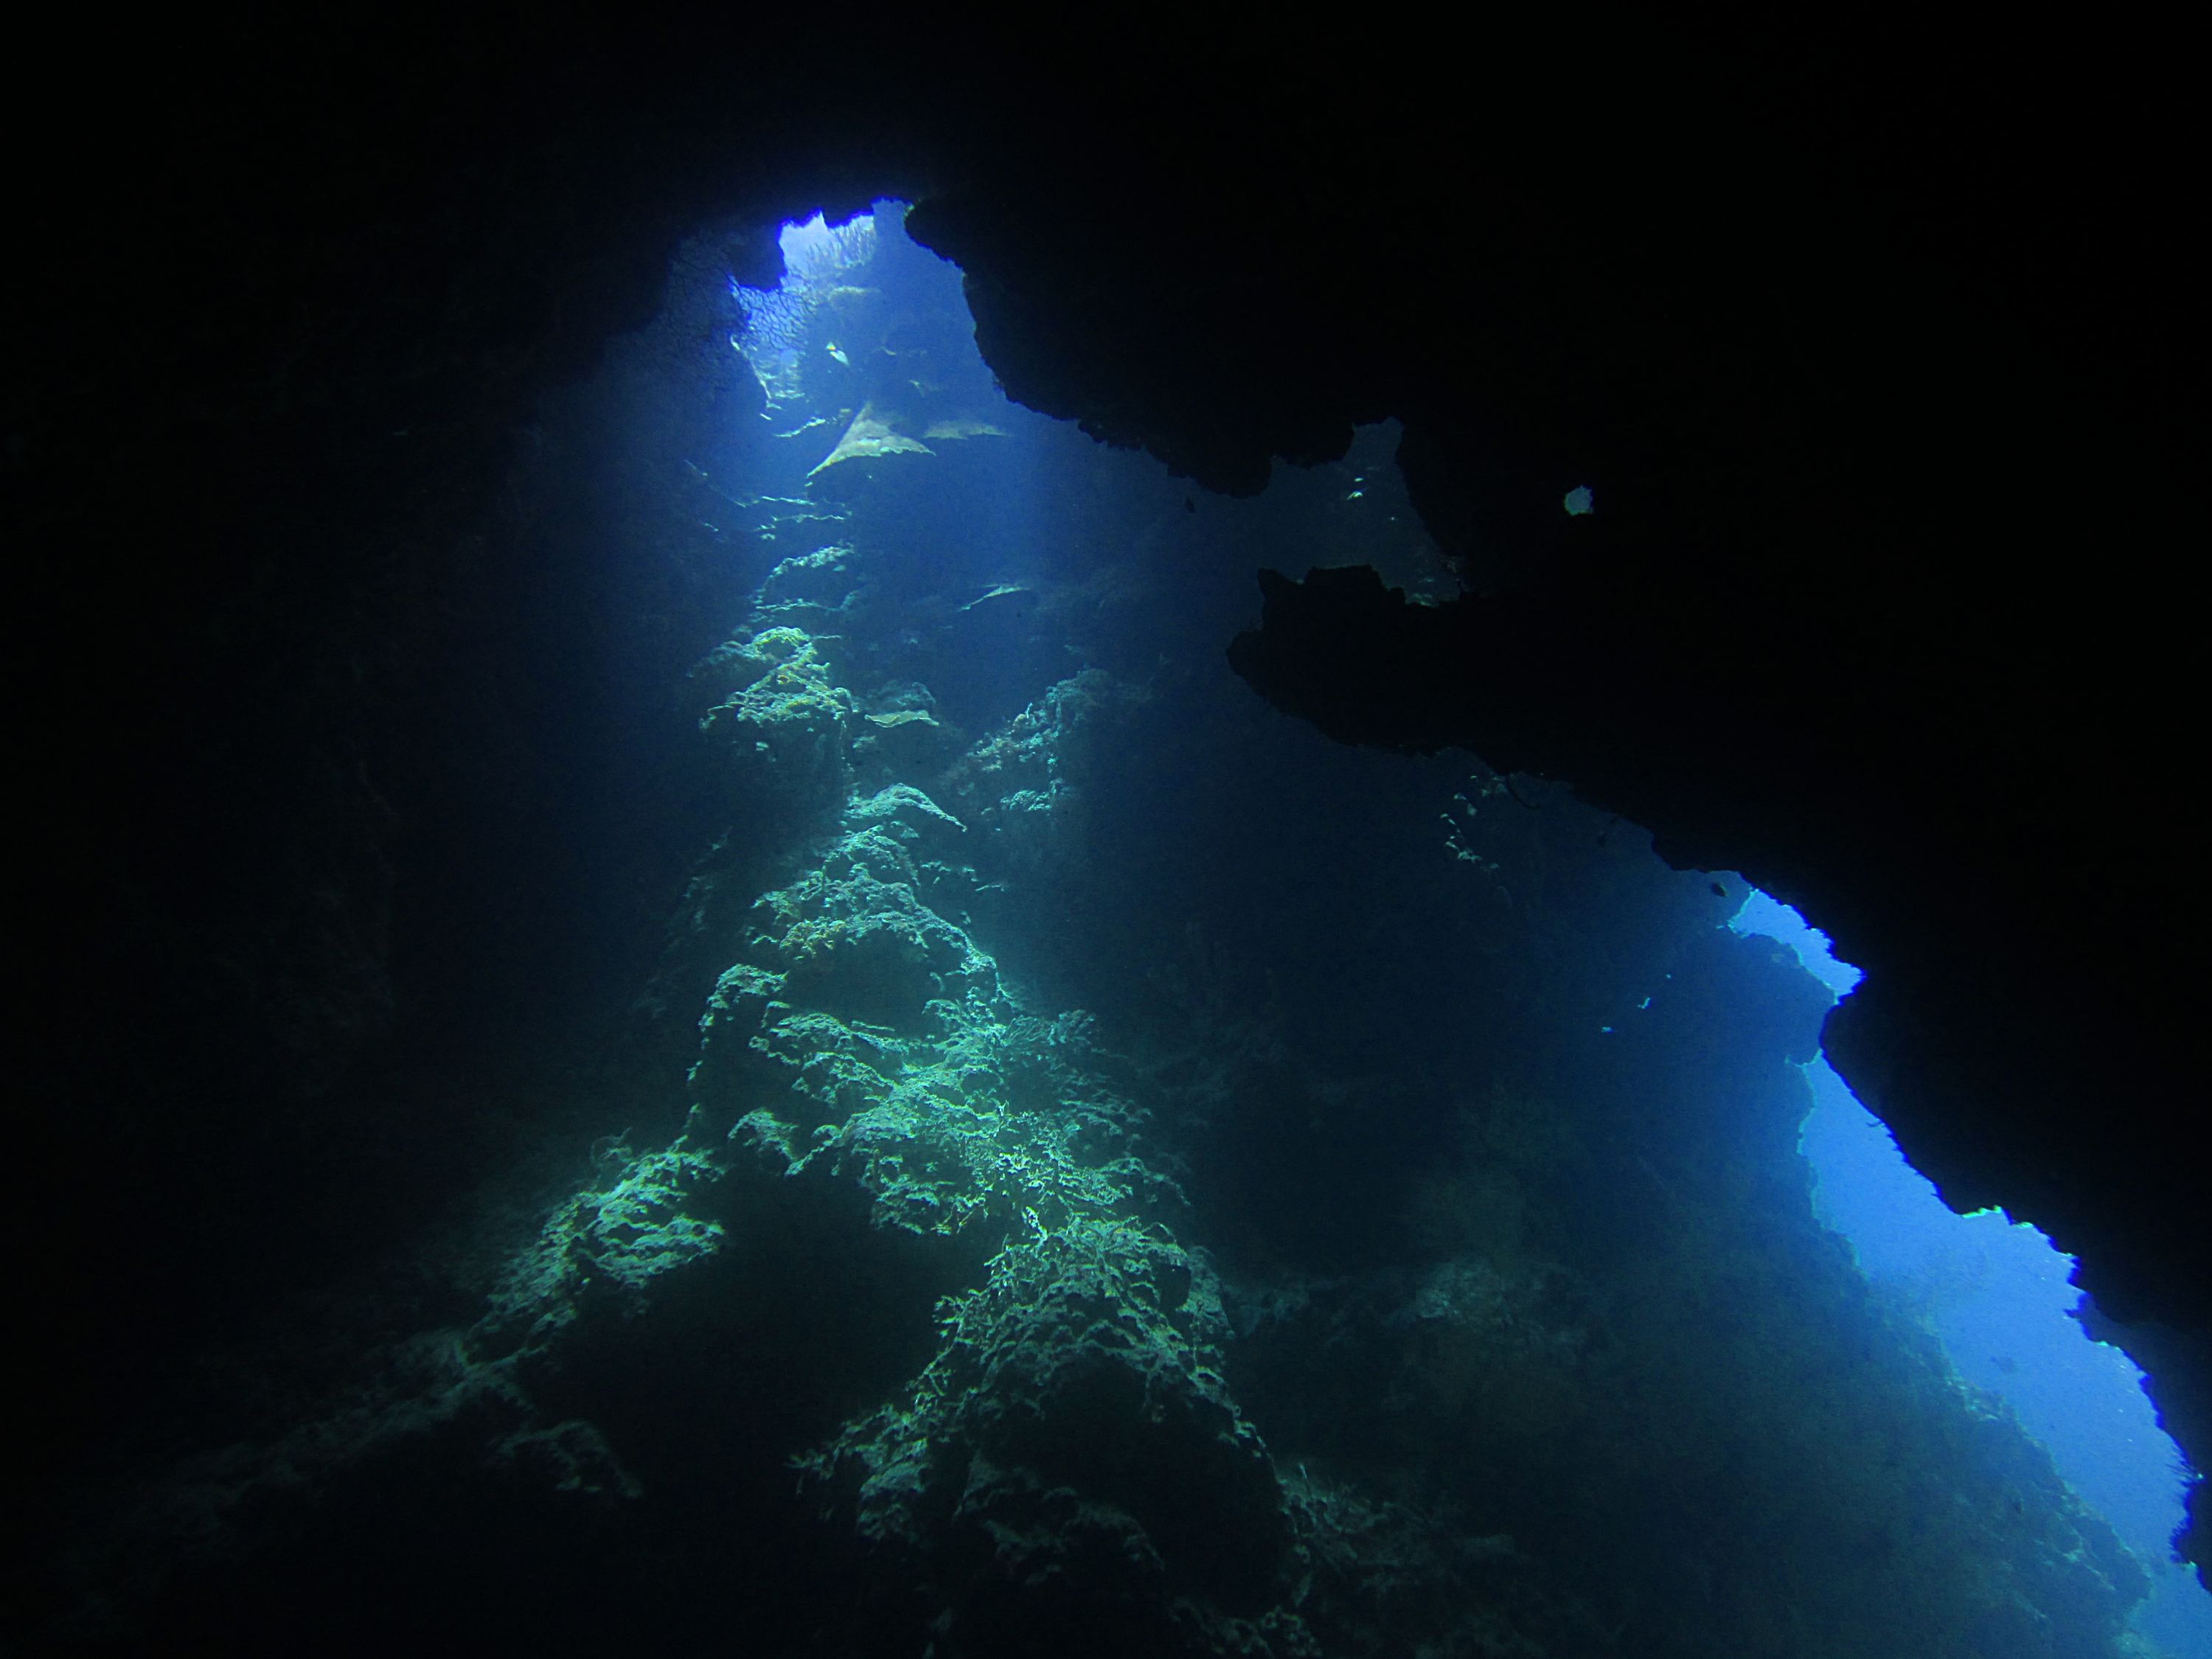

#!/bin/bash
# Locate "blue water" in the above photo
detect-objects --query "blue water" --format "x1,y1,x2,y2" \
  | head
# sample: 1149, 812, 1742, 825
1731, 891, 2212, 1656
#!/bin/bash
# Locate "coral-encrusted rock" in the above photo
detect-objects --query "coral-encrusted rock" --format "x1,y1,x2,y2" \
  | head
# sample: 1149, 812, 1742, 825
806, 1214, 1301, 1656
950, 669, 1148, 880
752, 820, 995, 1031
698, 626, 857, 818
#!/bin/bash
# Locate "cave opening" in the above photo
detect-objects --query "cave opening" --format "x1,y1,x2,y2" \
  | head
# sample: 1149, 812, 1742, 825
32, 189, 2196, 1659
77, 186, 2163, 1658
420, 196, 2184, 1653
15, 29, 2200, 1658
1734, 891, 2212, 1655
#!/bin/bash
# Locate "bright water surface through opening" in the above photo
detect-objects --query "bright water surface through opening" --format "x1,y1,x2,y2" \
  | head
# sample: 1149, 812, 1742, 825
1731, 891, 2211, 1655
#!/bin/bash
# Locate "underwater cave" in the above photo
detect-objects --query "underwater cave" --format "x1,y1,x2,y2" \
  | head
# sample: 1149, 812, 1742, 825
10, 20, 2204, 1659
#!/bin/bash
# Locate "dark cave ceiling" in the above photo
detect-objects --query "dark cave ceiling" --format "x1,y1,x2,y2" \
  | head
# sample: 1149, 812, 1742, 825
9, 14, 2202, 1572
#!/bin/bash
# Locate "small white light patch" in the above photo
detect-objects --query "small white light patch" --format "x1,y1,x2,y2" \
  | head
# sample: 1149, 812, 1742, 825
1564, 485, 1595, 516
